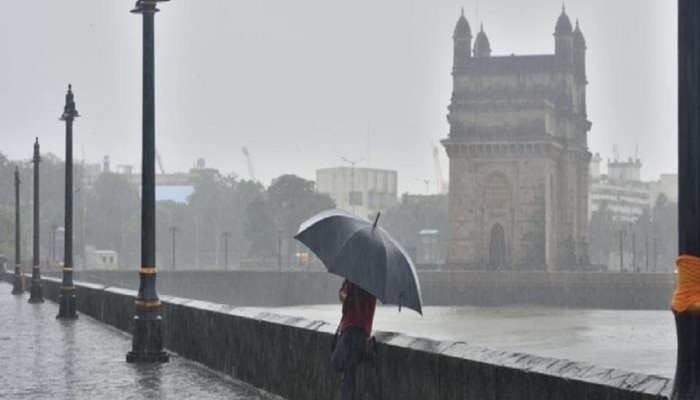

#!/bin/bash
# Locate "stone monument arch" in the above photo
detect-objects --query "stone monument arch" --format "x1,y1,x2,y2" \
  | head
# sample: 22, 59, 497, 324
443, 8, 591, 270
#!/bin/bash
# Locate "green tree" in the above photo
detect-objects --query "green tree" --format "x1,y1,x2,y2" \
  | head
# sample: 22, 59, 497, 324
244, 195, 276, 260
651, 193, 678, 271
588, 201, 618, 265
0, 205, 15, 257
588, 195, 677, 272
188, 172, 243, 267
266, 174, 335, 260
86, 172, 140, 268
156, 200, 192, 270
187, 172, 267, 268
382, 193, 448, 262
231, 180, 266, 263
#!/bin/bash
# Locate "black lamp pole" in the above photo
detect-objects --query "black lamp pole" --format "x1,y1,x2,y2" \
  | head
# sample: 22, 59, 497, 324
29, 138, 44, 303
278, 229, 282, 270
169, 226, 178, 271
51, 223, 57, 264
127, 0, 169, 363
57, 84, 78, 320
674, 2, 700, 398
11, 167, 22, 295
222, 232, 231, 270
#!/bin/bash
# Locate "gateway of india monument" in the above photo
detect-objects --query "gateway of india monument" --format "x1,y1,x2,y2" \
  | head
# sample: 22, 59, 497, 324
442, 7, 591, 271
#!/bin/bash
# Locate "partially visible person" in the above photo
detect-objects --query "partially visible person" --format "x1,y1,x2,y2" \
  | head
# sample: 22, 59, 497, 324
330, 279, 377, 400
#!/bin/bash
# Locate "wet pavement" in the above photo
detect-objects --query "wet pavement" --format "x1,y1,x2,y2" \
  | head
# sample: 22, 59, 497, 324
0, 283, 282, 400
249, 304, 677, 378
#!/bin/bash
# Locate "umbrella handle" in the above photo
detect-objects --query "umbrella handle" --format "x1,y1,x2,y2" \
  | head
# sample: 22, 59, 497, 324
398, 291, 403, 313
372, 212, 381, 232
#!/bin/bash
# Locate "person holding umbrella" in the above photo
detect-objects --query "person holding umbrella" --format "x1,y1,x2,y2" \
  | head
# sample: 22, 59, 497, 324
295, 209, 423, 399
330, 278, 376, 400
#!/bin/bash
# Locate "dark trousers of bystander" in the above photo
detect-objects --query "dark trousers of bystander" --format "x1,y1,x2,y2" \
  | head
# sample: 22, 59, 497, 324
330, 327, 368, 400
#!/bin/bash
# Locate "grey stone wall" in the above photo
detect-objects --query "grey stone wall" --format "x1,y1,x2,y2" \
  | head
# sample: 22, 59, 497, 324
8, 274, 672, 400
41, 269, 676, 310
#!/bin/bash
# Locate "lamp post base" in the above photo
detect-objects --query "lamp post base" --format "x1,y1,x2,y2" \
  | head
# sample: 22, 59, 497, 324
28, 267, 44, 303
11, 268, 23, 295
56, 289, 78, 319
126, 351, 170, 363
126, 313, 169, 363
672, 311, 700, 399
28, 284, 44, 303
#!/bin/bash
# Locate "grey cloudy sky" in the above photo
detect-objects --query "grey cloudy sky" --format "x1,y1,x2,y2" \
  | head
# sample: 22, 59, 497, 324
0, 0, 676, 194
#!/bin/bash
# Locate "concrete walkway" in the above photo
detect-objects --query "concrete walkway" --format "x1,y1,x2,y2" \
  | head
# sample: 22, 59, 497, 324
0, 282, 282, 400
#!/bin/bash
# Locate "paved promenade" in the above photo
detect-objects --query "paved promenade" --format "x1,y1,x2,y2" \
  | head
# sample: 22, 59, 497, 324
0, 282, 282, 400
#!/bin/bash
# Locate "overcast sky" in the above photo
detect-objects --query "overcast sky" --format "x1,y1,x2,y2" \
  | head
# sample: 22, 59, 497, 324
0, 1, 676, 194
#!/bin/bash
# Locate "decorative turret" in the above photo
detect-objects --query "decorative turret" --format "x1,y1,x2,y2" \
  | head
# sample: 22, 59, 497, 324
453, 8, 473, 69
573, 19, 585, 47
474, 23, 491, 58
554, 5, 573, 34
554, 5, 574, 70
573, 19, 587, 83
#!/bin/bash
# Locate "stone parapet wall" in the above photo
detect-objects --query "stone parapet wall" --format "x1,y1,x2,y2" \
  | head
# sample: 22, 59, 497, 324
3, 273, 672, 400
38, 269, 676, 310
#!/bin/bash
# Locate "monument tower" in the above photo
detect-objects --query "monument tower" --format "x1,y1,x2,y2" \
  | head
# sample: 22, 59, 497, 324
443, 7, 591, 270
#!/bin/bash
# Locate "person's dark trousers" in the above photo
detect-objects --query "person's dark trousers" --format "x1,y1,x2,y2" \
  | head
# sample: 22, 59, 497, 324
331, 327, 368, 400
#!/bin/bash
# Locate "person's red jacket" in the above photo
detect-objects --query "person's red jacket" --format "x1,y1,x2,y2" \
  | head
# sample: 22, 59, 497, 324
339, 279, 376, 336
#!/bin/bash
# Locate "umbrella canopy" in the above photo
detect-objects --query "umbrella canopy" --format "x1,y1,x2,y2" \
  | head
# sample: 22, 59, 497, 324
294, 209, 423, 315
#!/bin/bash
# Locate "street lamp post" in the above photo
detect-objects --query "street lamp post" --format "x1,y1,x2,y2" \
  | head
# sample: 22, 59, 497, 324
673, 4, 700, 396
631, 231, 636, 273
645, 235, 649, 272
617, 229, 626, 271
277, 229, 282, 270
415, 178, 431, 195
127, 0, 169, 363
341, 156, 364, 214
57, 85, 78, 320
169, 226, 179, 271
11, 167, 22, 295
29, 138, 44, 303
222, 232, 231, 270
51, 223, 58, 264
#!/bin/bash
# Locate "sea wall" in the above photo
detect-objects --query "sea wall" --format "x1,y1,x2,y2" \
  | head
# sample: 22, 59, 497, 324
7, 273, 672, 400
43, 269, 677, 310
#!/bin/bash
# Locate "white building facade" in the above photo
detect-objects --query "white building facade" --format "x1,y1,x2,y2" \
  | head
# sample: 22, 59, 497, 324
588, 155, 651, 222
316, 167, 398, 218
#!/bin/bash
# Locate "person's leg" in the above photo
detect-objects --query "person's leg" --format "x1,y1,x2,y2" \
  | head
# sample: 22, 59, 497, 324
331, 330, 351, 373
340, 363, 357, 400
342, 328, 367, 399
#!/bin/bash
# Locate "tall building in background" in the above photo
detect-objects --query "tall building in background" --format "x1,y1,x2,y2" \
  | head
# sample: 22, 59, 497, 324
316, 167, 398, 218
588, 154, 650, 222
588, 153, 677, 222
442, 8, 591, 270
649, 173, 678, 205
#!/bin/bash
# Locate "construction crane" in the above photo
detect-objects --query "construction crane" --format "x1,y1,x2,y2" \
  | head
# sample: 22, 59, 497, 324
431, 143, 448, 194
156, 151, 165, 175
242, 146, 256, 182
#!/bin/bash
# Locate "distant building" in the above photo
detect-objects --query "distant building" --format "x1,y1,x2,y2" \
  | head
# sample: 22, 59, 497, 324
84, 246, 119, 270
588, 155, 651, 222
418, 229, 445, 264
316, 167, 398, 218
155, 185, 195, 203
82, 161, 103, 185
650, 173, 678, 205
442, 8, 591, 270
84, 156, 224, 204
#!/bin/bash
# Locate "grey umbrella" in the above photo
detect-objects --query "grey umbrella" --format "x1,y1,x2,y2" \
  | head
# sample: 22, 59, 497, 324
294, 209, 423, 315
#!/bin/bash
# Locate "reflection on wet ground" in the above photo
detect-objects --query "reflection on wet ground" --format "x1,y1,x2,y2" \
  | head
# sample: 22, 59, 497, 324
249, 303, 676, 378
0, 283, 281, 400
